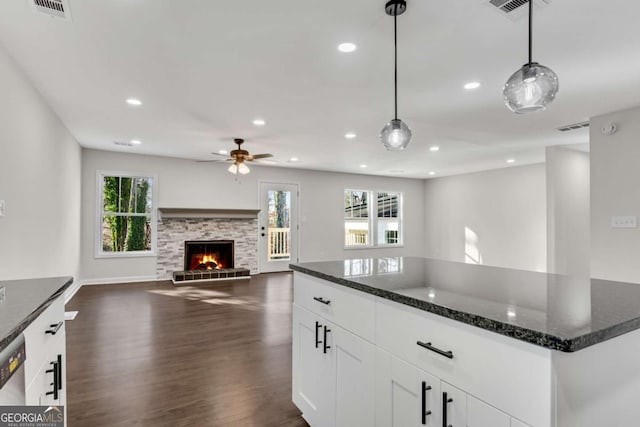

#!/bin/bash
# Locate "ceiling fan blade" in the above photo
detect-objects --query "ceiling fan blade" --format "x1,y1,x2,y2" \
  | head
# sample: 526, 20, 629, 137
247, 153, 274, 160
210, 152, 231, 158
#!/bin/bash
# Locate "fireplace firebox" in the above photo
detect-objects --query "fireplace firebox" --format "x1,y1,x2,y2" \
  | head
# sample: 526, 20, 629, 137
184, 240, 234, 271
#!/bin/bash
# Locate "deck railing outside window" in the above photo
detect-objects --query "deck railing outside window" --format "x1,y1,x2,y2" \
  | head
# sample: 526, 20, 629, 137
268, 227, 290, 260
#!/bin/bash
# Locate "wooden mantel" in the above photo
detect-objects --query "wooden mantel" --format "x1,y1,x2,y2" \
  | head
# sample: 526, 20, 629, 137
158, 207, 260, 219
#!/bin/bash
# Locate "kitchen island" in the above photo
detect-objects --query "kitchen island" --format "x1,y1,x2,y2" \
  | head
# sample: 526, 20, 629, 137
290, 257, 640, 427
0, 276, 72, 421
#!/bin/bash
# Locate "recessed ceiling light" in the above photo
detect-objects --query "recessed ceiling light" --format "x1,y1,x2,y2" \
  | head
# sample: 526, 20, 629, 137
360, 164, 368, 168
428, 171, 436, 176
506, 158, 516, 164
130, 139, 142, 145
507, 310, 517, 318
464, 82, 481, 90
338, 42, 357, 53
252, 118, 266, 126
430, 146, 440, 152
289, 157, 299, 162
218, 150, 228, 155
345, 132, 357, 139
126, 98, 142, 106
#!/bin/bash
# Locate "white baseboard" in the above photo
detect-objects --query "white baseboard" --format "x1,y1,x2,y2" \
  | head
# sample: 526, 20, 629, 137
80, 275, 158, 286
64, 275, 160, 303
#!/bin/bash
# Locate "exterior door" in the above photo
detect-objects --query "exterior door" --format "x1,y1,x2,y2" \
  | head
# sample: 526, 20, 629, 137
259, 182, 298, 273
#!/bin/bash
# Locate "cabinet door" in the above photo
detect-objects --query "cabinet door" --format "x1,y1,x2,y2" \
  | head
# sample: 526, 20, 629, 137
329, 321, 375, 427
292, 305, 335, 427
375, 349, 441, 427
441, 382, 466, 427
467, 395, 510, 427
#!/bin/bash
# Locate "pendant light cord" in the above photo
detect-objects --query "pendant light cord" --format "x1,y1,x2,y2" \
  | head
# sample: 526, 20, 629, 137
528, 0, 533, 66
394, 12, 398, 120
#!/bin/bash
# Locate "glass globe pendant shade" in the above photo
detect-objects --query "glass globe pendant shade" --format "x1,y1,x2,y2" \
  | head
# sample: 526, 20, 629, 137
228, 163, 238, 174
238, 162, 250, 175
503, 62, 559, 114
380, 119, 412, 151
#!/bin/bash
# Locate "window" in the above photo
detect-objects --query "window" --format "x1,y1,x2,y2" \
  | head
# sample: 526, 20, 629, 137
97, 173, 156, 257
344, 189, 402, 247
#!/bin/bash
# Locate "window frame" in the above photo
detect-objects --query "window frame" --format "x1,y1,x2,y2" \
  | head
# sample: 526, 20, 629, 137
95, 170, 158, 258
343, 188, 403, 249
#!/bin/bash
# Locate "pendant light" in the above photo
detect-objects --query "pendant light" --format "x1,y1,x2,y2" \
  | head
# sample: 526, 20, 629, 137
503, 0, 559, 114
380, 0, 412, 151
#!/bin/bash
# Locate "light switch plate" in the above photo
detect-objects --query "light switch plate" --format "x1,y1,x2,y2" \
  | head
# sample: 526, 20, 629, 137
611, 215, 637, 229
0, 200, 4, 217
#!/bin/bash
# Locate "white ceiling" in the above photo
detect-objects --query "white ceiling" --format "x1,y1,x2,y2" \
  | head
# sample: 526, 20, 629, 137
0, 0, 638, 178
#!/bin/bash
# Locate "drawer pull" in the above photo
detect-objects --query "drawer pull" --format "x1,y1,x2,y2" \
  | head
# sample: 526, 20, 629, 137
417, 341, 454, 359
313, 297, 331, 305
442, 392, 453, 427
45, 321, 63, 335
421, 381, 432, 424
315, 321, 323, 349
323, 325, 331, 354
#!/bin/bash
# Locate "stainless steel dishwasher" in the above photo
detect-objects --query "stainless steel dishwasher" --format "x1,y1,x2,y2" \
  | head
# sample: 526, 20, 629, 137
0, 334, 26, 405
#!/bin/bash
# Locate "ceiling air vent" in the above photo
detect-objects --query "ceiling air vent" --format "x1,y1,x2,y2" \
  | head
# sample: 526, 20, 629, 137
486, 0, 551, 21
30, 0, 72, 21
114, 141, 135, 147
556, 121, 590, 132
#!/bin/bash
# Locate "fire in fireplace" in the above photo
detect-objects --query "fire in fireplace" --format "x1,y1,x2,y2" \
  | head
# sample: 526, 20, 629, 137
184, 240, 234, 271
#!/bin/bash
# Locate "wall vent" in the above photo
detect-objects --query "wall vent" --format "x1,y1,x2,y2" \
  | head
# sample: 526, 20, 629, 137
113, 141, 135, 147
556, 121, 590, 132
486, 0, 551, 21
30, 0, 72, 21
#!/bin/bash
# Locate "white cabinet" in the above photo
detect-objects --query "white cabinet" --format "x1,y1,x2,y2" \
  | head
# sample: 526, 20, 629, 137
375, 348, 441, 427
467, 394, 510, 427
23, 296, 67, 424
292, 303, 375, 427
293, 272, 535, 427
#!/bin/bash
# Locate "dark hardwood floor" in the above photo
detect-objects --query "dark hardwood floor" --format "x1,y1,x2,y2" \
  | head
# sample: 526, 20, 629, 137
65, 273, 307, 427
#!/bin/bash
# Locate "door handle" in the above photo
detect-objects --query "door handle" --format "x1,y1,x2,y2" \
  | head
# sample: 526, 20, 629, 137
323, 325, 331, 354
422, 381, 432, 424
315, 321, 322, 349
442, 392, 453, 427
45, 360, 59, 400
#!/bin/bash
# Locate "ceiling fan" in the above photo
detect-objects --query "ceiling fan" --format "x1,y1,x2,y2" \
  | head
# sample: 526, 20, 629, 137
200, 138, 273, 175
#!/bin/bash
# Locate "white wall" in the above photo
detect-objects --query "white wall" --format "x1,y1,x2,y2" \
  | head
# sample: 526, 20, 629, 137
80, 149, 425, 282
591, 106, 640, 282
423, 164, 547, 272
0, 43, 81, 281
546, 146, 590, 276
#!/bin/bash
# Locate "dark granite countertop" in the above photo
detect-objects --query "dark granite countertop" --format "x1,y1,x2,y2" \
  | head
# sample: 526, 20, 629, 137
0, 276, 73, 352
290, 257, 640, 352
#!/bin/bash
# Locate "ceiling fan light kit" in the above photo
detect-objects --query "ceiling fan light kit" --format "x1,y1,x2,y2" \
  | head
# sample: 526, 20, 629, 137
380, 0, 412, 151
503, 0, 559, 113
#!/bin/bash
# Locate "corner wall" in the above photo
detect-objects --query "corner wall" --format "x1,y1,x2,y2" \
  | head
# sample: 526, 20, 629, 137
423, 164, 547, 272
0, 43, 81, 282
591, 106, 640, 282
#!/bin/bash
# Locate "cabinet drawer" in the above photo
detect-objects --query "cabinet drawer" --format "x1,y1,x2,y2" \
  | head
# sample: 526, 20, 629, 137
293, 272, 375, 342
24, 297, 65, 385
375, 298, 552, 427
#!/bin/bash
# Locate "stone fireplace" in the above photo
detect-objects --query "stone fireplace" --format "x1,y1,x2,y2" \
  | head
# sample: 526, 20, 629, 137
156, 208, 259, 281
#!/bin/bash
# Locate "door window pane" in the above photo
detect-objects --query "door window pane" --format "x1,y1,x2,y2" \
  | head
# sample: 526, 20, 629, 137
268, 190, 291, 261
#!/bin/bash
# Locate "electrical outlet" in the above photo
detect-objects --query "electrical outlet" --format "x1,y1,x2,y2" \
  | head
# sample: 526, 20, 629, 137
611, 215, 637, 229
0, 200, 4, 217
